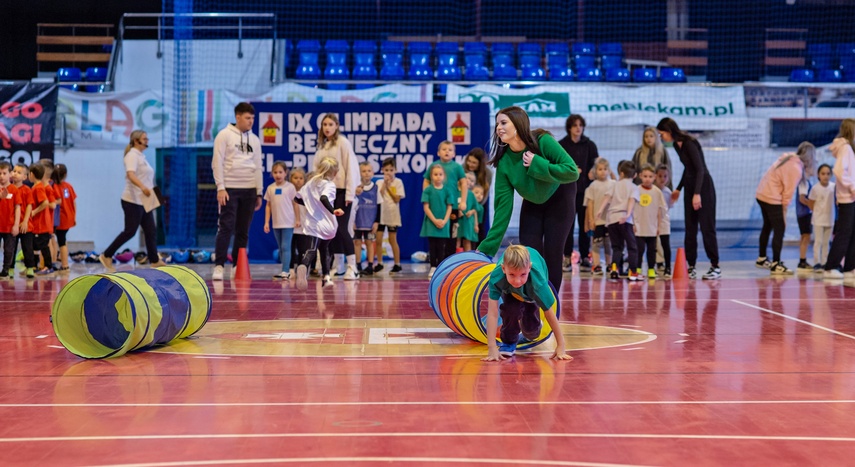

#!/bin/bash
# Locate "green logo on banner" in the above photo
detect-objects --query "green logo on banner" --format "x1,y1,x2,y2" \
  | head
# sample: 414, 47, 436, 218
457, 92, 570, 118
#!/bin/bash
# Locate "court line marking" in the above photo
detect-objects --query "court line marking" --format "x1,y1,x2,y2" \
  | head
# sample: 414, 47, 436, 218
93, 458, 644, 467
92, 458, 645, 467
2, 400, 854, 408
730, 299, 855, 341
3, 432, 854, 444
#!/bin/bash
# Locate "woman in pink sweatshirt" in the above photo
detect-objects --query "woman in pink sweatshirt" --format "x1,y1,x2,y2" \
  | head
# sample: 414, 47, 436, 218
823, 118, 855, 280
755, 142, 816, 275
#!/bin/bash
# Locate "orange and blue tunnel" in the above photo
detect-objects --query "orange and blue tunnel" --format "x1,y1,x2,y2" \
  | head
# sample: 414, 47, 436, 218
428, 251, 560, 349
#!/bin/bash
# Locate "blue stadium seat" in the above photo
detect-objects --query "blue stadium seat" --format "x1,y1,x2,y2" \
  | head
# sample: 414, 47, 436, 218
576, 67, 603, 82
808, 43, 834, 70
545, 43, 573, 81
436, 42, 461, 80
380, 41, 405, 81
56, 67, 82, 91
817, 69, 843, 83
407, 41, 433, 80
324, 40, 350, 89
519, 43, 545, 80
789, 68, 815, 82
573, 42, 596, 69
839, 43, 855, 80
463, 42, 489, 80
633, 68, 657, 82
598, 42, 623, 70
605, 67, 630, 82
352, 40, 377, 88
660, 67, 687, 83
84, 67, 107, 92
491, 43, 517, 81
295, 40, 322, 80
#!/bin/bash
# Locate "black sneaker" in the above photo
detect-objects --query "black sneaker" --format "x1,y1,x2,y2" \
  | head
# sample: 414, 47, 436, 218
609, 263, 619, 280
373, 263, 385, 273
770, 262, 793, 276
755, 257, 772, 269
579, 258, 592, 272
361, 265, 374, 276
688, 267, 697, 279
797, 260, 812, 271
663, 268, 672, 278
702, 267, 721, 280
390, 264, 403, 273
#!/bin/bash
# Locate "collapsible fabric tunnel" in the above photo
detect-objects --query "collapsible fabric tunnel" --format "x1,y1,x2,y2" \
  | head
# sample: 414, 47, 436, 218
428, 251, 560, 349
51, 266, 212, 359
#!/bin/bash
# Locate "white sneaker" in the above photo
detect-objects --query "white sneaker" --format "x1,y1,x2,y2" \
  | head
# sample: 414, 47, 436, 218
843, 270, 855, 281
823, 269, 843, 280
343, 266, 359, 281
323, 275, 335, 288
428, 267, 436, 278
296, 265, 308, 290
273, 271, 290, 280
212, 265, 224, 281
701, 267, 721, 280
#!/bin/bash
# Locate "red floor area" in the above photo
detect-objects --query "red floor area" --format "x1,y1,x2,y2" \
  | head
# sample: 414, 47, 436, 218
2, 273, 855, 466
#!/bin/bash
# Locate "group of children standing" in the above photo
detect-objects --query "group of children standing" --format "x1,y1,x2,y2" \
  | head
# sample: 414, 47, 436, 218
585, 158, 674, 281
0, 159, 77, 279
420, 141, 488, 278
262, 155, 406, 289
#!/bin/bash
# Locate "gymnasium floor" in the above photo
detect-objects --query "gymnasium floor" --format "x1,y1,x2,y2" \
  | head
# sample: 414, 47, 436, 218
2, 248, 854, 466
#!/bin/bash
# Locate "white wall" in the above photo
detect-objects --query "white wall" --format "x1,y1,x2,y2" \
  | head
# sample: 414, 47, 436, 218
54, 147, 156, 252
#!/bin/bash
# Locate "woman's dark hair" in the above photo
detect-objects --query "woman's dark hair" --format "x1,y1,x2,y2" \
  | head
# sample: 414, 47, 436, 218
465, 148, 489, 189
656, 117, 691, 143
565, 114, 586, 134
489, 106, 550, 168
51, 163, 67, 184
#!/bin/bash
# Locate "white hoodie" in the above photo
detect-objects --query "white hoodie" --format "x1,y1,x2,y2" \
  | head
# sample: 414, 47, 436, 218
830, 137, 855, 204
212, 123, 263, 194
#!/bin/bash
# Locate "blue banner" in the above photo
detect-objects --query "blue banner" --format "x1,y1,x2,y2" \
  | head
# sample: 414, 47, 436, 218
249, 102, 491, 261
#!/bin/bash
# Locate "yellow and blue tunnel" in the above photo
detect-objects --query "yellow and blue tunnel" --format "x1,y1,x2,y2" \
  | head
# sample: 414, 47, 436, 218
428, 251, 560, 350
51, 266, 211, 359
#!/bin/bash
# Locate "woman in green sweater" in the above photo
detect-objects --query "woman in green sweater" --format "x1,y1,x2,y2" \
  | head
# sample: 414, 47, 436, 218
477, 106, 580, 289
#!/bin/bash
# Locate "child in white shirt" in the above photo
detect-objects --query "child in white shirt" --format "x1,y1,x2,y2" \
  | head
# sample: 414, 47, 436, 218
264, 161, 297, 280
634, 165, 667, 279
295, 157, 344, 290
808, 163, 835, 271
598, 160, 641, 281
583, 158, 615, 275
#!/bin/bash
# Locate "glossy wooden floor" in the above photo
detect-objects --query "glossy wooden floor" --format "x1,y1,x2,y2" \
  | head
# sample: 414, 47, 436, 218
2, 256, 855, 466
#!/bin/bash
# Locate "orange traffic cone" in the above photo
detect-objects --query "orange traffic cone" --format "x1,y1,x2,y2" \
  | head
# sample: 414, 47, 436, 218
672, 247, 689, 280
234, 247, 252, 281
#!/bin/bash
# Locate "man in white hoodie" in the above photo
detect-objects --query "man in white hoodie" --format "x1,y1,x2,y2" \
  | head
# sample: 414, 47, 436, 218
211, 102, 263, 280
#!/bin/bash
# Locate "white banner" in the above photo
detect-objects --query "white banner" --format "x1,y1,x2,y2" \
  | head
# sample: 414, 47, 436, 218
445, 84, 747, 131
58, 84, 432, 149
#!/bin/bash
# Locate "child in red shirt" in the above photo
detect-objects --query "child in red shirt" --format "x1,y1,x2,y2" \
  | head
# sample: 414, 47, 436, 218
51, 164, 76, 271
0, 162, 21, 278
28, 164, 54, 276
12, 164, 34, 278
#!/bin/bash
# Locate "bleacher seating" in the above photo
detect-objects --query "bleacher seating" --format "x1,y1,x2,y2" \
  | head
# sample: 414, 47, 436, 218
295, 40, 321, 80
576, 67, 603, 82
808, 43, 834, 70
839, 43, 855, 81
633, 68, 657, 83
491, 43, 517, 81
380, 41, 405, 81
660, 67, 687, 83
518, 43, 545, 80
84, 67, 107, 92
599, 42, 623, 69
436, 42, 461, 80
324, 40, 350, 89
352, 40, 378, 88
573, 42, 596, 69
407, 41, 433, 81
56, 67, 82, 91
817, 69, 843, 83
463, 42, 489, 80
545, 43, 573, 81
605, 67, 630, 82
789, 68, 815, 82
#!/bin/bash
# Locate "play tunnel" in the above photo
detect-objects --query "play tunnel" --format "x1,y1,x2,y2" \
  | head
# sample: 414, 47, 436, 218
428, 251, 560, 350
51, 266, 212, 359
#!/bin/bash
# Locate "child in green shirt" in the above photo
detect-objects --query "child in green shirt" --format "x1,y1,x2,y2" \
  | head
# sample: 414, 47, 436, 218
483, 245, 572, 361
421, 164, 454, 278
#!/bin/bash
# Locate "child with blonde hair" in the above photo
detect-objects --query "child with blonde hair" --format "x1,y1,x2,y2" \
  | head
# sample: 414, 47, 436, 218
289, 168, 307, 275
376, 157, 405, 273
583, 157, 614, 275
483, 244, 571, 361
634, 164, 667, 279
654, 164, 674, 277
295, 157, 344, 289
